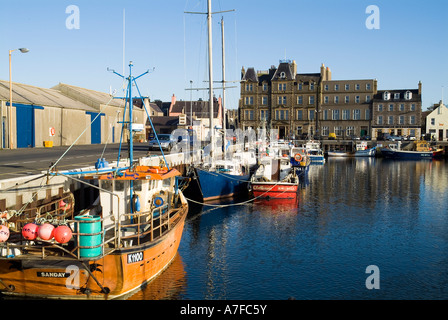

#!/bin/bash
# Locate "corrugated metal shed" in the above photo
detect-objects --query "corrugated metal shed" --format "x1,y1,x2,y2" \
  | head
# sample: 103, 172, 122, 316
0, 80, 96, 111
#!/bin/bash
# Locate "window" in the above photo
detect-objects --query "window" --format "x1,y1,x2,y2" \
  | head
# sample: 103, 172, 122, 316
244, 97, 254, 105
262, 96, 268, 105
309, 96, 315, 105
278, 96, 287, 105
275, 110, 288, 120
366, 95, 371, 103
411, 104, 416, 111
399, 116, 404, 124
410, 116, 416, 124
278, 83, 286, 91
355, 96, 360, 103
399, 104, 404, 111
394, 93, 400, 100
383, 91, 391, 101
324, 96, 329, 104
377, 115, 383, 125
322, 126, 329, 135
405, 91, 412, 100
310, 82, 315, 90
366, 83, 371, 90
298, 83, 303, 91
388, 116, 394, 124
332, 110, 340, 120
378, 104, 383, 112
297, 110, 303, 120
431, 118, 435, 125
263, 83, 268, 91
389, 104, 394, 112
355, 84, 360, 91
345, 96, 350, 104
309, 110, 315, 121
334, 84, 339, 91
334, 126, 343, 136
342, 109, 350, 120
323, 110, 329, 120
365, 109, 370, 120
298, 96, 303, 105
245, 110, 254, 120
353, 109, 361, 120
346, 126, 354, 136
245, 84, 253, 92
324, 84, 329, 91
334, 96, 339, 104
260, 110, 268, 121
345, 84, 350, 91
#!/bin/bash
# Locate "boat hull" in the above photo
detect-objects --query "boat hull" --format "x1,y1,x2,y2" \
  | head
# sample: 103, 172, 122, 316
0, 205, 188, 300
381, 148, 433, 160
196, 168, 250, 201
252, 182, 298, 199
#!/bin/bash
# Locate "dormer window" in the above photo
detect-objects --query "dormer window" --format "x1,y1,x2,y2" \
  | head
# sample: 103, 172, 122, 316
405, 91, 412, 100
383, 91, 391, 101
394, 93, 400, 100
280, 72, 286, 79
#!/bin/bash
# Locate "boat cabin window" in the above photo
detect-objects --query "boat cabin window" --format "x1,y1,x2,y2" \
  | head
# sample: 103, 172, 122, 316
133, 180, 142, 191
163, 178, 171, 188
101, 180, 113, 191
115, 180, 125, 191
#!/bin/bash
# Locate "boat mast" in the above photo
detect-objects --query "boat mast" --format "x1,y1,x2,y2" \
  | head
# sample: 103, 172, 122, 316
207, 0, 215, 161
221, 16, 226, 153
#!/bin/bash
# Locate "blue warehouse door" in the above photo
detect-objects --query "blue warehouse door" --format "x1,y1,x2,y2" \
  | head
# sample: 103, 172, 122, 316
15, 104, 36, 148
87, 112, 104, 144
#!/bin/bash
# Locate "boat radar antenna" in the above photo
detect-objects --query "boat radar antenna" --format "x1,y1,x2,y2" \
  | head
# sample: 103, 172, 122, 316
108, 61, 169, 171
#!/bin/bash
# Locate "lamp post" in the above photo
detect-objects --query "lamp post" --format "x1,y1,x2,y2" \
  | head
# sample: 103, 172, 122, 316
9, 47, 29, 149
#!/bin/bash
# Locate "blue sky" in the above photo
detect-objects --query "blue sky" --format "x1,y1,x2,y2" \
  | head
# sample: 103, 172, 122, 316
1, 0, 447, 110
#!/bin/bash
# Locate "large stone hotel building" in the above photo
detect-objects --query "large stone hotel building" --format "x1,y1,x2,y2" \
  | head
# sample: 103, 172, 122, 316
238, 60, 422, 140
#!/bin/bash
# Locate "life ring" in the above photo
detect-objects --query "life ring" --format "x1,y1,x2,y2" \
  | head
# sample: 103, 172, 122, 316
294, 153, 302, 162
261, 153, 268, 157
153, 197, 164, 208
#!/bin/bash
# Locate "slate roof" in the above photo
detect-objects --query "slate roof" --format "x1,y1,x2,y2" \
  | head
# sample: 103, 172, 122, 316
170, 99, 220, 118
373, 89, 421, 102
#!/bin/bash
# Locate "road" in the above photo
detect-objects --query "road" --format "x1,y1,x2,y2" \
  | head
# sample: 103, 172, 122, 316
0, 142, 154, 180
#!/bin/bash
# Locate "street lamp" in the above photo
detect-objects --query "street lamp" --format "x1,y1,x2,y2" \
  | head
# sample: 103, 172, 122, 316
9, 47, 29, 149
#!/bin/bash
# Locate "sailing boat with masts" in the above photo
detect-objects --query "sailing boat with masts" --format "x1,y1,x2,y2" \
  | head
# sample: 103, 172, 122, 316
190, 1, 255, 201
0, 62, 188, 299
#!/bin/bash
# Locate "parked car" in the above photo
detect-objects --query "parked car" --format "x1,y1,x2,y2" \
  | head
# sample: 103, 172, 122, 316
361, 135, 371, 140
348, 135, 360, 140
387, 135, 402, 141
148, 134, 176, 151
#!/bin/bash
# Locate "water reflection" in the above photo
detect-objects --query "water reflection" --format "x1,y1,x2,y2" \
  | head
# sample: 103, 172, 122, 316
132, 159, 448, 299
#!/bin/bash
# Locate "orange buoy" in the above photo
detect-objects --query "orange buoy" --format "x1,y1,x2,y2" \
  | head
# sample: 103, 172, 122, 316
38, 223, 55, 240
22, 223, 39, 240
54, 225, 72, 244
0, 225, 10, 242
294, 153, 303, 162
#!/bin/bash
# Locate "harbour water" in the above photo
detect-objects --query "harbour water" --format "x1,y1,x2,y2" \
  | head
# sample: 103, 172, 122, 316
130, 158, 448, 300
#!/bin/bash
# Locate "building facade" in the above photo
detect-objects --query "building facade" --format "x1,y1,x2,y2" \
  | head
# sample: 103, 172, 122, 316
371, 83, 422, 139
239, 60, 377, 140
425, 100, 448, 141
239, 60, 422, 141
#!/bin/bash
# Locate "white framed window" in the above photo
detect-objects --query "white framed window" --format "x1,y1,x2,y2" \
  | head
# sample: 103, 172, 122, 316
353, 109, 361, 120
399, 116, 404, 124
245, 84, 253, 92
244, 110, 254, 120
366, 83, 371, 90
334, 84, 339, 91
244, 97, 254, 105
260, 110, 268, 121
389, 104, 394, 112
278, 83, 286, 91
355, 96, 360, 103
324, 84, 329, 91
322, 126, 329, 136
377, 115, 383, 125
365, 95, 371, 103
332, 109, 340, 120
345, 84, 350, 91
309, 110, 315, 120
342, 109, 350, 120
323, 110, 329, 120
297, 110, 303, 120
298, 83, 303, 91
346, 126, 355, 136
309, 82, 315, 90
297, 96, 303, 105
262, 83, 268, 91
399, 104, 404, 111
334, 126, 343, 136
355, 84, 360, 90
262, 96, 268, 105
388, 116, 394, 124
378, 104, 383, 112
309, 96, 315, 105
410, 116, 416, 124
405, 91, 413, 100
365, 109, 370, 120
334, 96, 339, 104
394, 93, 400, 100
411, 104, 416, 111
345, 96, 350, 104
324, 96, 329, 104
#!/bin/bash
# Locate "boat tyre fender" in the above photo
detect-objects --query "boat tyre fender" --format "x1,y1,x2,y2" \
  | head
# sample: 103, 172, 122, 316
294, 153, 302, 162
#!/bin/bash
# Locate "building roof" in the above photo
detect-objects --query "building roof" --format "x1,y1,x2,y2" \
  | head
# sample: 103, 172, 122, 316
272, 62, 295, 81
170, 99, 220, 118
52, 83, 127, 109
0, 80, 96, 111
373, 89, 421, 103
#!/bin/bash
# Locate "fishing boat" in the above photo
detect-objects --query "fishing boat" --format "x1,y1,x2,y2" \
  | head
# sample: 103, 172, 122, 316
327, 142, 376, 158
290, 147, 311, 177
381, 140, 439, 160
191, 3, 253, 201
303, 140, 325, 163
250, 157, 299, 200
0, 62, 188, 299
